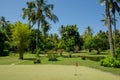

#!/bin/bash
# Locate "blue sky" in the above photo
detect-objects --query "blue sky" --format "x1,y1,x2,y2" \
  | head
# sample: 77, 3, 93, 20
0, 0, 120, 35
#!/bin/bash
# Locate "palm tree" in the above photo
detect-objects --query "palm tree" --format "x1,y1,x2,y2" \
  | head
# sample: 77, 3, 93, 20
99, 0, 115, 57
41, 21, 50, 39
83, 26, 93, 39
109, 0, 120, 48
22, 0, 59, 50
101, 14, 115, 26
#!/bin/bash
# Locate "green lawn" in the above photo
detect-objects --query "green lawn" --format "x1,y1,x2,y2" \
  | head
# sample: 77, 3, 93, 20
0, 53, 120, 75
0, 65, 120, 80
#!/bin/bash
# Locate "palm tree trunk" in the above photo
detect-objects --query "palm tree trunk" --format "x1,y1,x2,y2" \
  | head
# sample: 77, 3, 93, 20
106, 0, 115, 57
113, 13, 116, 49
36, 21, 40, 57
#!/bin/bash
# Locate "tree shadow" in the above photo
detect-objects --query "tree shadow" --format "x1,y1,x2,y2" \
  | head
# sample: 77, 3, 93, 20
23, 58, 36, 60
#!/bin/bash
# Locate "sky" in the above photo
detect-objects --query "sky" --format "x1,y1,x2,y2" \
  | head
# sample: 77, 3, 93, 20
0, 0, 120, 35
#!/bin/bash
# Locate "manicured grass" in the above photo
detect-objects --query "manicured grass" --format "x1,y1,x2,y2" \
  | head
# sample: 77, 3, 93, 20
0, 65, 120, 80
0, 53, 120, 75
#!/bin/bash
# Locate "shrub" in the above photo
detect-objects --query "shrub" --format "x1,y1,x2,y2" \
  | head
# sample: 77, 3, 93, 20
48, 51, 58, 61
33, 48, 41, 64
81, 56, 86, 60
100, 57, 120, 68
69, 53, 72, 58
34, 57, 41, 64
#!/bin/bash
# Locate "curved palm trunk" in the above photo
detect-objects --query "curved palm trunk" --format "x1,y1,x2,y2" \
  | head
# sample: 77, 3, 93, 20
106, 0, 115, 57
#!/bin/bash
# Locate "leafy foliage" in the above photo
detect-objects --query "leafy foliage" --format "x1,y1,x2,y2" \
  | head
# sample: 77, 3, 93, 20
60, 25, 81, 52
83, 26, 93, 52
11, 21, 31, 59
92, 30, 109, 54
0, 30, 9, 56
100, 56, 120, 68
47, 51, 58, 61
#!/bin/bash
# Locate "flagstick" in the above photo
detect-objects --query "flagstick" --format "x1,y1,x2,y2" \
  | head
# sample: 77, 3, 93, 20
75, 62, 78, 76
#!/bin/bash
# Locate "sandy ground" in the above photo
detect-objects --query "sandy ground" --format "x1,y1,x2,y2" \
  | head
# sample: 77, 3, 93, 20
0, 65, 120, 80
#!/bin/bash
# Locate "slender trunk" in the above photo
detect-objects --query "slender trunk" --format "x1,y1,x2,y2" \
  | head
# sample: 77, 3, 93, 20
19, 51, 23, 60
113, 13, 116, 49
19, 47, 23, 60
36, 21, 40, 49
19, 41, 24, 60
36, 21, 40, 57
106, 0, 115, 57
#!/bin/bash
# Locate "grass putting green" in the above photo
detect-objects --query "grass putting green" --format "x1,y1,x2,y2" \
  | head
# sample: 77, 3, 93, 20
0, 65, 120, 80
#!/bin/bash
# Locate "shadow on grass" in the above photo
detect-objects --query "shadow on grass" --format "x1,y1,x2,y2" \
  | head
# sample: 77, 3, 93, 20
23, 58, 36, 60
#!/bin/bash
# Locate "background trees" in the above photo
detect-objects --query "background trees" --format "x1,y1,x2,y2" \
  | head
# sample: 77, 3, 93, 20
83, 26, 93, 52
92, 30, 109, 54
0, 30, 9, 56
11, 21, 31, 59
60, 25, 81, 52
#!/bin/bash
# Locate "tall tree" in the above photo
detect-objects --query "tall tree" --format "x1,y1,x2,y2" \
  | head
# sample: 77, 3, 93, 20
99, 0, 115, 57
11, 21, 31, 59
92, 30, 109, 54
60, 25, 80, 52
22, 0, 59, 52
109, 0, 120, 48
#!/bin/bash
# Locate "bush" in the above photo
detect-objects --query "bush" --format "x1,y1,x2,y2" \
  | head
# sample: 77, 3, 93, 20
81, 56, 86, 60
100, 57, 120, 68
48, 51, 58, 61
34, 57, 41, 64
69, 53, 72, 58
33, 48, 41, 64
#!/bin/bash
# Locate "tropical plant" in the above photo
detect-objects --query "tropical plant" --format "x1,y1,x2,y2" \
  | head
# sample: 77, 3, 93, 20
60, 25, 81, 52
11, 21, 31, 59
100, 56, 120, 68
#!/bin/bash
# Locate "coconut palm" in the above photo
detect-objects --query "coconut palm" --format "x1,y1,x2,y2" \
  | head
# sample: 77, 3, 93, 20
109, 0, 120, 48
99, 0, 115, 57
101, 14, 115, 26
83, 26, 93, 39
22, 0, 59, 50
